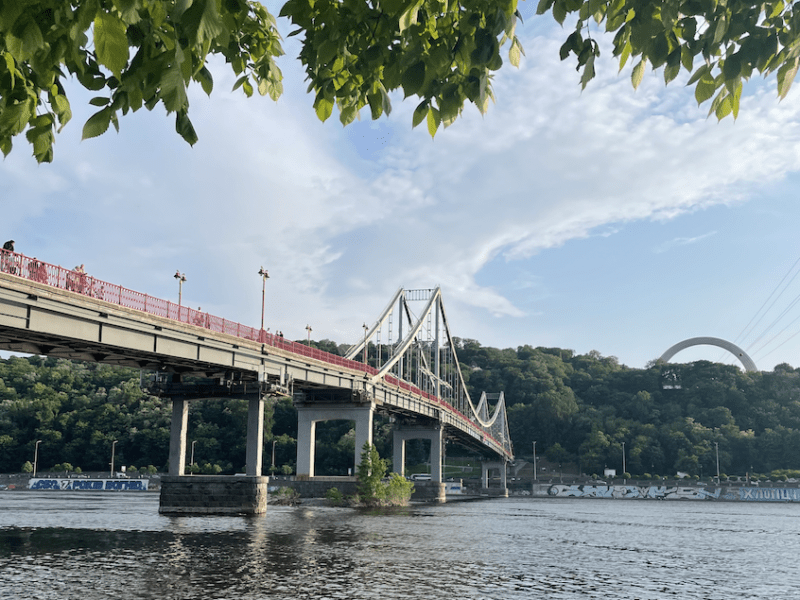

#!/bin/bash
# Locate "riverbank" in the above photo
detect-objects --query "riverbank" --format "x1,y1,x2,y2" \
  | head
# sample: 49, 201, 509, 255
532, 482, 800, 501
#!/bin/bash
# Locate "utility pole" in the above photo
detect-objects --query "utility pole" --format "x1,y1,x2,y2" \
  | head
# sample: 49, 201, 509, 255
33, 439, 42, 477
110, 440, 117, 478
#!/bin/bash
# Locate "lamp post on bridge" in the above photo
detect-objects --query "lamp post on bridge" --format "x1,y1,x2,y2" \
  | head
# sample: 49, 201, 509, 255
33, 439, 42, 477
305, 324, 312, 345
110, 440, 117, 478
532, 441, 537, 482
715, 441, 720, 482
258, 267, 269, 333
174, 270, 186, 306
362, 323, 368, 366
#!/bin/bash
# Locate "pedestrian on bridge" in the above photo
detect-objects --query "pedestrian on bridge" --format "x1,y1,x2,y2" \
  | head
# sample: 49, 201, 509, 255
2, 240, 17, 274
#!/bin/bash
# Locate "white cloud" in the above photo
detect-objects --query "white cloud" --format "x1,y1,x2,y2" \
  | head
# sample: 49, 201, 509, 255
3, 19, 800, 368
653, 232, 718, 254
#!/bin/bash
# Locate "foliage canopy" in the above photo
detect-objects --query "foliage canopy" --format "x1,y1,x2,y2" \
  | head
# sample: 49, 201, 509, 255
3, 0, 798, 163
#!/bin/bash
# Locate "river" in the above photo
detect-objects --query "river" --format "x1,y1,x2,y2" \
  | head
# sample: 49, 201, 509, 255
0, 492, 797, 599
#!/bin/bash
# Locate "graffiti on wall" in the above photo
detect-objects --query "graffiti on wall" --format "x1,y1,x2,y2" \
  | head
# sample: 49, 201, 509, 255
29, 478, 149, 491
545, 484, 800, 502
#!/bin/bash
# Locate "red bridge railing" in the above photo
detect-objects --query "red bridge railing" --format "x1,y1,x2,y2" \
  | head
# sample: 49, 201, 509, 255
0, 249, 503, 450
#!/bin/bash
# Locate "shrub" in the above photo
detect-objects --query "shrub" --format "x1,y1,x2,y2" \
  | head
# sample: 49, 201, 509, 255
384, 473, 414, 506
325, 487, 344, 506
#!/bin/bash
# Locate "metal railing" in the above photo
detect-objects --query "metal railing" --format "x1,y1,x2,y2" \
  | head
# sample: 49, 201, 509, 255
0, 249, 504, 451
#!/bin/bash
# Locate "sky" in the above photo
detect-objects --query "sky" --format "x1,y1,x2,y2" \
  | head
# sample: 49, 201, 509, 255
4, 7, 800, 373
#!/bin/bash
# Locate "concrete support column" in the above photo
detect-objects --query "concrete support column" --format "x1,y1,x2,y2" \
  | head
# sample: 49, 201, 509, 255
296, 411, 317, 478
296, 403, 374, 478
246, 396, 265, 477
168, 398, 189, 476
353, 408, 374, 469
482, 461, 508, 489
392, 425, 443, 482
392, 436, 406, 477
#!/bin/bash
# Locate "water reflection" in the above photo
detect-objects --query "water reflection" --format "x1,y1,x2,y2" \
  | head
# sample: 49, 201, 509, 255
1, 494, 800, 599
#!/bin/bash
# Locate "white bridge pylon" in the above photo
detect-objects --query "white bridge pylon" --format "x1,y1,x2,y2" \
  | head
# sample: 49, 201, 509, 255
344, 287, 513, 459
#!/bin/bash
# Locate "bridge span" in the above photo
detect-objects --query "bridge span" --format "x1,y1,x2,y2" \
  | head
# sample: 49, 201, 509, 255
0, 250, 512, 511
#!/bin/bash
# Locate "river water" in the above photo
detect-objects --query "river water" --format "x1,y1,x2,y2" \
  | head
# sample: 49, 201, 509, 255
0, 492, 797, 599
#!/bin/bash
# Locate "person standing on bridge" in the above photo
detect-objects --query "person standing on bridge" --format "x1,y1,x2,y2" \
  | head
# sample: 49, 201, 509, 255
2, 240, 17, 274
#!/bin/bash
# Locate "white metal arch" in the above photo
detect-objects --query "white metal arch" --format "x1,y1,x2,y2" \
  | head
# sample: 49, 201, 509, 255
659, 336, 757, 372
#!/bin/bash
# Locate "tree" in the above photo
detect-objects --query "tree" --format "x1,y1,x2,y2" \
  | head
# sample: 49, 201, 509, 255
538, 0, 800, 120
356, 441, 387, 504
0, 0, 522, 162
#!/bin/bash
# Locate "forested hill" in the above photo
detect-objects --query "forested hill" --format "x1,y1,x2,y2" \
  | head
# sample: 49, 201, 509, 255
455, 339, 800, 479
2, 342, 800, 479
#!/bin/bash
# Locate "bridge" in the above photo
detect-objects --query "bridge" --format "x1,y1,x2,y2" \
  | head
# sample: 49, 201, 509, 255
0, 249, 512, 511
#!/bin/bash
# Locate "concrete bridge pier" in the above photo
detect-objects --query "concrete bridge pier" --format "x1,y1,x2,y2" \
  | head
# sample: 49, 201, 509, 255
481, 460, 509, 497
159, 383, 268, 515
392, 424, 446, 502
295, 402, 375, 478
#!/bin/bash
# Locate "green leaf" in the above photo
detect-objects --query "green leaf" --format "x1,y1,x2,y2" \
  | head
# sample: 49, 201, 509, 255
112, 0, 142, 24
631, 59, 645, 90
713, 91, 732, 120
426, 106, 440, 137
509, 39, 521, 68
379, 83, 392, 116
175, 110, 198, 145
184, 0, 225, 45
552, 1, 567, 25
777, 57, 799, 100
536, 0, 554, 15
0, 101, 32, 137
82, 107, 113, 140
694, 75, 717, 105
401, 61, 426, 97
412, 100, 428, 127
315, 96, 334, 121
195, 66, 214, 96
399, 0, 422, 32
618, 40, 632, 71
89, 97, 110, 107
580, 54, 595, 89
732, 78, 742, 119
161, 47, 189, 113
686, 63, 711, 87
94, 12, 130, 78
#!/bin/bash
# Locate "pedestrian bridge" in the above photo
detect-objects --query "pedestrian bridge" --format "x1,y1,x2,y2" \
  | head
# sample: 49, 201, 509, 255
0, 250, 512, 507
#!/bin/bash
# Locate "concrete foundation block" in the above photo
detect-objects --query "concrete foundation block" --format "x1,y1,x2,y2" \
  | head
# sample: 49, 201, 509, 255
159, 475, 269, 515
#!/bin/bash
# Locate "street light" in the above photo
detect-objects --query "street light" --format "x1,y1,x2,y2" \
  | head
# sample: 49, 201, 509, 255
532, 441, 537, 482
33, 439, 42, 477
362, 323, 368, 366
621, 441, 626, 479
174, 270, 186, 306
715, 441, 720, 482
190, 440, 197, 475
258, 267, 269, 332
110, 440, 118, 478
306, 324, 312, 345
271, 439, 277, 475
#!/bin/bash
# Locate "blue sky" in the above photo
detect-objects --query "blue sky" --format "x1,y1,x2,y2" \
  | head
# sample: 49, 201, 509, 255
3, 10, 800, 372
